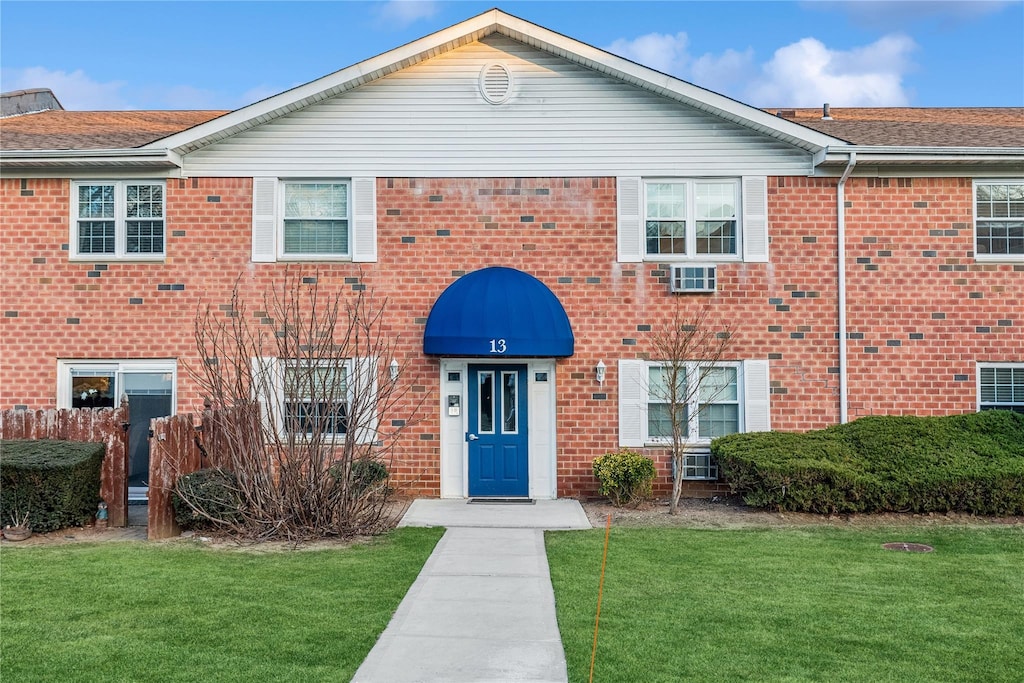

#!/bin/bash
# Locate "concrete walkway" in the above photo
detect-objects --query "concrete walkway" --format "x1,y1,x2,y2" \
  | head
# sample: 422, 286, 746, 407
352, 499, 591, 683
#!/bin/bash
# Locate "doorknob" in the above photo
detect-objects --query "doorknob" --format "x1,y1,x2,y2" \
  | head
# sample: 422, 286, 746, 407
467, 433, 479, 441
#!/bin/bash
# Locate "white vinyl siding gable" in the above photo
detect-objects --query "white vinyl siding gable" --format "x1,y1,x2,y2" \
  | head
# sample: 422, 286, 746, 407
182, 36, 810, 179
250, 177, 376, 263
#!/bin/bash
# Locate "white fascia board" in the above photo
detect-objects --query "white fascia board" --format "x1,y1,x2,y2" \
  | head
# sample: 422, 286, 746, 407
820, 145, 1024, 164
153, 9, 840, 157
839, 144, 1024, 157
0, 147, 179, 169
153, 11, 504, 155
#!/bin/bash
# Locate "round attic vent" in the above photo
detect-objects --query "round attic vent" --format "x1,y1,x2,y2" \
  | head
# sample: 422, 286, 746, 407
480, 63, 513, 104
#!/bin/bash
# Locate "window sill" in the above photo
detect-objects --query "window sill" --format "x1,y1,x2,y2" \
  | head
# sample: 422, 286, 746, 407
276, 255, 353, 262
974, 255, 1024, 264
69, 255, 166, 263
645, 256, 742, 263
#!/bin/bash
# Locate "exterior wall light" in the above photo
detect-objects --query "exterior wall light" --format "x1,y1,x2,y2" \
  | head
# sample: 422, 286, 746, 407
389, 359, 400, 381
595, 360, 606, 386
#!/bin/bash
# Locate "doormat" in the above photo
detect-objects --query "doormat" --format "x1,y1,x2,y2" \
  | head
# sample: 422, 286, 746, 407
468, 498, 535, 505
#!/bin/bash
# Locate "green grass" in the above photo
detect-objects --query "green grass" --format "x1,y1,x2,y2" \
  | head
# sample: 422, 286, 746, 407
0, 528, 443, 682
547, 526, 1024, 683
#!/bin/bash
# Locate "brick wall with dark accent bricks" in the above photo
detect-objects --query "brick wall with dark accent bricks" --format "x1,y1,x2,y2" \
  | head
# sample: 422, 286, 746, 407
1, 175, 1020, 498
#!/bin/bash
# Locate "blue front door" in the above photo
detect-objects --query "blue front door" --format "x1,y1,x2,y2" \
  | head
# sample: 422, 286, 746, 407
468, 364, 528, 497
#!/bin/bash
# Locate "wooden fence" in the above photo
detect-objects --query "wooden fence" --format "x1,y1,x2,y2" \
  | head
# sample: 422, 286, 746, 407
147, 406, 259, 540
2, 403, 261, 540
0, 404, 130, 527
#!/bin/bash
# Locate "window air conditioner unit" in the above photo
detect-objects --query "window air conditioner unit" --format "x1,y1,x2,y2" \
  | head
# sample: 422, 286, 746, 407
670, 265, 717, 293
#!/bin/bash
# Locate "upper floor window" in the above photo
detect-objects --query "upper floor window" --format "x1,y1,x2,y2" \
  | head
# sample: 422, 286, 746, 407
71, 181, 165, 260
251, 177, 377, 263
974, 181, 1024, 260
645, 179, 739, 259
282, 182, 349, 258
978, 364, 1024, 414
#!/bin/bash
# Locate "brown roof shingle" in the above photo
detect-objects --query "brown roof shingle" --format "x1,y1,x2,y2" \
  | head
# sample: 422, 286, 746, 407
2, 106, 1021, 152
0, 110, 227, 150
770, 107, 1024, 147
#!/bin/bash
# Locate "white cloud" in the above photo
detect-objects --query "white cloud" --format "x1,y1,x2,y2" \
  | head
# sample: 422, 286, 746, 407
1, 66, 131, 110
375, 0, 439, 29
746, 34, 917, 106
690, 48, 756, 96
605, 32, 690, 74
605, 31, 917, 107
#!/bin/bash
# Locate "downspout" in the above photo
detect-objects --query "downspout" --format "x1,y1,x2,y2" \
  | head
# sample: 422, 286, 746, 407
837, 152, 857, 423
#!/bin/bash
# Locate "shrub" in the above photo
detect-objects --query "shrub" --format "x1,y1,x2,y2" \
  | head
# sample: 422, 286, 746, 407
713, 411, 1024, 515
329, 458, 390, 495
592, 449, 656, 507
0, 440, 104, 532
172, 468, 242, 529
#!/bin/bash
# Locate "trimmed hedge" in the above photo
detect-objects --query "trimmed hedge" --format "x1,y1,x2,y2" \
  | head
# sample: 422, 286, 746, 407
713, 411, 1024, 515
0, 439, 104, 532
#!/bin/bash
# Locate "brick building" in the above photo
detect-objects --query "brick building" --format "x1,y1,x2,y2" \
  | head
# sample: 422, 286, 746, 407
2, 10, 1022, 501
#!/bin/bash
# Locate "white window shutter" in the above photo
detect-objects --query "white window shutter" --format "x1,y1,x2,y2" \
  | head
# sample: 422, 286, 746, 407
350, 356, 379, 444
742, 359, 771, 432
251, 178, 278, 263
251, 356, 282, 435
742, 176, 769, 263
617, 177, 643, 263
618, 359, 647, 447
351, 177, 377, 263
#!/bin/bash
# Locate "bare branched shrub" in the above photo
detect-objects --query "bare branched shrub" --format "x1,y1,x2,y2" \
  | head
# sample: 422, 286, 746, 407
182, 269, 421, 540
648, 303, 734, 515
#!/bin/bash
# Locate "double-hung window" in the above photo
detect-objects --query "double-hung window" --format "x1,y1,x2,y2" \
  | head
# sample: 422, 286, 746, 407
282, 360, 349, 436
619, 358, 770, 479
282, 181, 350, 258
645, 363, 741, 479
71, 181, 165, 259
974, 180, 1024, 260
646, 364, 741, 442
645, 179, 740, 259
978, 364, 1024, 414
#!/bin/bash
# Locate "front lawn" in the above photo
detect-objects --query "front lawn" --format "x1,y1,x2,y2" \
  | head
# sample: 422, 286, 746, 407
547, 526, 1024, 683
0, 528, 443, 682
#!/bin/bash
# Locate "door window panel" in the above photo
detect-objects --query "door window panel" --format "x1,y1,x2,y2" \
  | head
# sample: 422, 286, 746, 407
478, 371, 495, 433
502, 371, 518, 433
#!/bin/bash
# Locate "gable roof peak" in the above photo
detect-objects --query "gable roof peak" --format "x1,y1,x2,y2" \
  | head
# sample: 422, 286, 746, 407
151, 7, 842, 155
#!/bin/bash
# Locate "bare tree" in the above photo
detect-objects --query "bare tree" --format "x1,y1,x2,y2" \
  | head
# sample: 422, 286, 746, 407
647, 303, 734, 515
183, 268, 422, 540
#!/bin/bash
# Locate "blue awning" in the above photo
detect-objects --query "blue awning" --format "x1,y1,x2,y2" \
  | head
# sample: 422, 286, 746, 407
423, 267, 574, 357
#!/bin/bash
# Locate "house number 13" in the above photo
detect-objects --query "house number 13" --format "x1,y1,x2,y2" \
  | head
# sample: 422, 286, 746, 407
489, 339, 507, 354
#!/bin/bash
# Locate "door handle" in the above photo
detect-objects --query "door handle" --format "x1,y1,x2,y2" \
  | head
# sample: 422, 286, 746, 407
467, 433, 479, 441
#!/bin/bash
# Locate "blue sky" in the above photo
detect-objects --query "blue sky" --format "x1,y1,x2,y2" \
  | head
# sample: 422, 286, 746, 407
2, 1, 1022, 111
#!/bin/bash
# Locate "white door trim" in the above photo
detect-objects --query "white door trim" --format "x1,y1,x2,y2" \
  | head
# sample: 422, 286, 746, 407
438, 358, 557, 499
